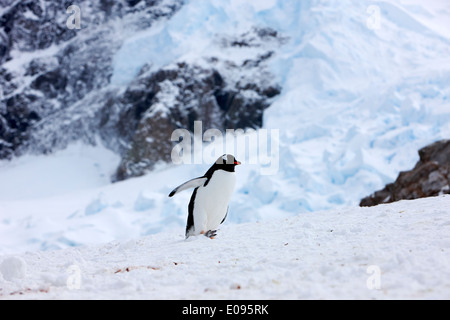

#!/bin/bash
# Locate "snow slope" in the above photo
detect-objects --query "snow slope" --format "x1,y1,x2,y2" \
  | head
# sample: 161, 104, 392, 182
1, 196, 449, 300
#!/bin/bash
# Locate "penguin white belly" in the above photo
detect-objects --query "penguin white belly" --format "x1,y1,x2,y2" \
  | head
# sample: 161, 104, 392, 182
194, 170, 236, 233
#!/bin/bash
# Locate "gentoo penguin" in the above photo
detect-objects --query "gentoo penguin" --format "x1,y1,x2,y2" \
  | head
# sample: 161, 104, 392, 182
169, 154, 241, 239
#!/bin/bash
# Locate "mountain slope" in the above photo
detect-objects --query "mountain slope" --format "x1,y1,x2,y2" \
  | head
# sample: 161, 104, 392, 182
1, 196, 450, 300
0, 0, 282, 180
262, 0, 450, 212
1, 0, 449, 201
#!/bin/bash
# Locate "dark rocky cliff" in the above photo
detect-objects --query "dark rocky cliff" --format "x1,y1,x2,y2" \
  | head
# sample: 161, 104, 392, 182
0, 0, 283, 181
360, 140, 450, 207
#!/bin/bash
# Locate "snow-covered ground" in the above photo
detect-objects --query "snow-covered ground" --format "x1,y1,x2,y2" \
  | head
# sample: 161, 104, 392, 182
1, 195, 449, 300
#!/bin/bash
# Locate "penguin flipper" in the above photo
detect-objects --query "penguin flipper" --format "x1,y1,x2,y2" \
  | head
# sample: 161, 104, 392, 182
169, 177, 207, 197
185, 188, 198, 239
221, 206, 229, 225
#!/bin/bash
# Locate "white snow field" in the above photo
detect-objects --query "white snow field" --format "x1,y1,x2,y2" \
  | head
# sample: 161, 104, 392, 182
1, 195, 449, 300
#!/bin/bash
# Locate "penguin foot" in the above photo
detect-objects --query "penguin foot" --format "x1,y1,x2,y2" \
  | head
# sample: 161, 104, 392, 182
204, 230, 217, 239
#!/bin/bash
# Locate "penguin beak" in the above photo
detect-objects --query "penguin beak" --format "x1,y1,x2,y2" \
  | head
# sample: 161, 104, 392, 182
234, 160, 241, 165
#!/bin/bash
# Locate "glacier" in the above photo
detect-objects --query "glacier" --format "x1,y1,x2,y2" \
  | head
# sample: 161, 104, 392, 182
0, 0, 450, 254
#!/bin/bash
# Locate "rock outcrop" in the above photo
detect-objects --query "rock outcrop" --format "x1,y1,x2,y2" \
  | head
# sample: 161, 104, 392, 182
112, 59, 280, 181
0, 0, 283, 181
0, 0, 183, 160
360, 140, 450, 207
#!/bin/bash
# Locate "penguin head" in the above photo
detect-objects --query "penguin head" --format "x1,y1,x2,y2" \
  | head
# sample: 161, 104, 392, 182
216, 154, 241, 166
212, 154, 241, 172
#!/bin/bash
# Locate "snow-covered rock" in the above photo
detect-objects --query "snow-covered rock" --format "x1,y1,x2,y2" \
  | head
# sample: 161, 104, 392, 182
0, 257, 27, 281
0, 0, 282, 181
361, 140, 450, 206
112, 56, 281, 180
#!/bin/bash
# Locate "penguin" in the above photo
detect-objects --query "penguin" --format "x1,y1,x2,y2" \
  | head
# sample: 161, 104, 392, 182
169, 154, 241, 239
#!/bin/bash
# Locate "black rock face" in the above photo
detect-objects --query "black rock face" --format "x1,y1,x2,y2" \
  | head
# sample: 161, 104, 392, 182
360, 140, 450, 207
112, 61, 281, 181
0, 0, 283, 181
